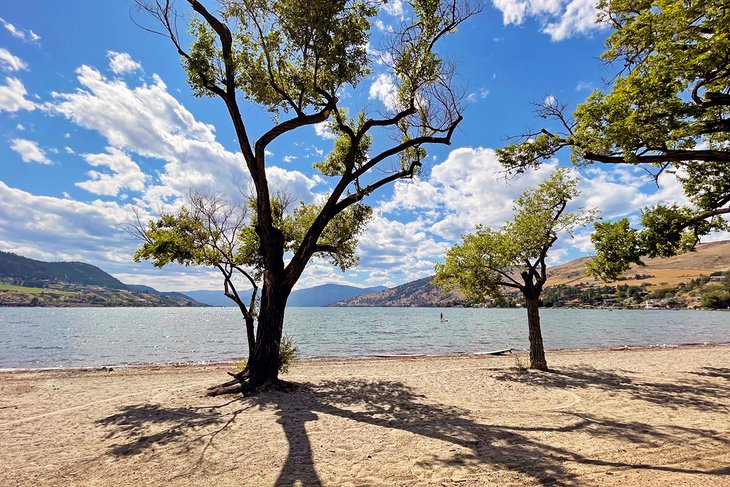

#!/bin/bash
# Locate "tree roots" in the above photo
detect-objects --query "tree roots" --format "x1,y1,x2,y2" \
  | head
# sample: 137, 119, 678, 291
206, 370, 298, 396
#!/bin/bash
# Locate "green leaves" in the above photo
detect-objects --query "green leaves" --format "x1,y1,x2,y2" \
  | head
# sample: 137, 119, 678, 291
134, 208, 221, 268
586, 203, 729, 281
217, 0, 375, 112
585, 218, 644, 281
435, 169, 595, 302
281, 201, 373, 270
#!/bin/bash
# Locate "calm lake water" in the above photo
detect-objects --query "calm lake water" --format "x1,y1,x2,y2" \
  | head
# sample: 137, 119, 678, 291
0, 307, 728, 369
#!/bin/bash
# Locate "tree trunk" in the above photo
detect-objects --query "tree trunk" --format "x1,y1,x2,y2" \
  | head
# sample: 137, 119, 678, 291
244, 315, 256, 361
525, 295, 548, 371
245, 273, 291, 391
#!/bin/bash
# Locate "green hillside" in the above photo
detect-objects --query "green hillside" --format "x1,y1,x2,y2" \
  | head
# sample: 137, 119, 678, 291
0, 251, 203, 307
0, 251, 128, 289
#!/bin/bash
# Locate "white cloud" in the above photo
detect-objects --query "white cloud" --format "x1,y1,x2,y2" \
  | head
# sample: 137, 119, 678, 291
374, 20, 394, 33
0, 77, 36, 112
466, 88, 490, 103
0, 18, 40, 43
369, 73, 401, 112
367, 146, 703, 283
76, 147, 148, 196
10, 138, 51, 165
382, 0, 404, 17
49, 65, 320, 208
491, 0, 605, 41
107, 51, 142, 75
283, 155, 297, 163
313, 121, 336, 140
381, 147, 557, 240
0, 48, 27, 71
576, 165, 691, 219
542, 0, 601, 41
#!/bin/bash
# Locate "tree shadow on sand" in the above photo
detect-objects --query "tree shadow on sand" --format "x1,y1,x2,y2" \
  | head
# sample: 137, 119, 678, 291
251, 378, 729, 486
95, 378, 729, 486
493, 365, 730, 412
94, 399, 244, 457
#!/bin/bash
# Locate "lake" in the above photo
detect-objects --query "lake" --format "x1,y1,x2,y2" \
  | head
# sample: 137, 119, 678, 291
0, 307, 728, 369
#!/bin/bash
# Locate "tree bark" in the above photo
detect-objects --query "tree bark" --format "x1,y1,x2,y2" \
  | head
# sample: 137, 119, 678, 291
524, 295, 548, 371
244, 315, 256, 361
245, 271, 291, 391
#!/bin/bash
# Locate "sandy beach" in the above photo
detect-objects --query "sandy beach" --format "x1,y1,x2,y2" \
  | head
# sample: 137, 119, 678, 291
1, 346, 728, 486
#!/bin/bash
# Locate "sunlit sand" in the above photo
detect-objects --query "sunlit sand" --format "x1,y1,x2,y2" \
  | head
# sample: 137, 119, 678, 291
1, 345, 728, 486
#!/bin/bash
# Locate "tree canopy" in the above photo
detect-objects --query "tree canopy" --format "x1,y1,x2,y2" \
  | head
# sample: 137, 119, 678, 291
495, 0, 729, 279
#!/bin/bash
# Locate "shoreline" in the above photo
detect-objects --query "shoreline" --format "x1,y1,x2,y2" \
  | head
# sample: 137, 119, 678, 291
2, 341, 729, 374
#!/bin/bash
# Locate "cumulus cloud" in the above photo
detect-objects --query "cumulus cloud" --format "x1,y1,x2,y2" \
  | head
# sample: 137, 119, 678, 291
107, 51, 142, 75
0, 77, 36, 112
76, 147, 148, 197
0, 48, 27, 71
49, 65, 321, 209
0, 180, 223, 291
0, 57, 330, 289
10, 138, 51, 164
491, 0, 605, 41
381, 147, 557, 239
313, 121, 336, 140
361, 145, 701, 284
369, 73, 401, 112
0, 181, 134, 262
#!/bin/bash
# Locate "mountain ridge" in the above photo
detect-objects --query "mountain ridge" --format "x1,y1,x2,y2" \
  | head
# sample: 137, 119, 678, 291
334, 240, 730, 307
0, 251, 203, 307
186, 283, 389, 307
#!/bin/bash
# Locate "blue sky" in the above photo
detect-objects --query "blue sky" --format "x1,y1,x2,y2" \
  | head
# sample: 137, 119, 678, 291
0, 1, 716, 291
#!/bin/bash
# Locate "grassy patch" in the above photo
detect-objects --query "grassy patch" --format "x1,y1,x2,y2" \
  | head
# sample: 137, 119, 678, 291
0, 283, 71, 295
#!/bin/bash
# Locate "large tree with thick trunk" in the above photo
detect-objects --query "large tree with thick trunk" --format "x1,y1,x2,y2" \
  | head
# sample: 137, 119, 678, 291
496, 0, 729, 279
434, 169, 594, 370
134, 0, 478, 393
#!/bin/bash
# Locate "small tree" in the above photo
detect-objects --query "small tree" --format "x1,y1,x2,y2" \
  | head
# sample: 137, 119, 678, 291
134, 0, 478, 393
496, 0, 729, 278
434, 169, 594, 370
132, 192, 260, 360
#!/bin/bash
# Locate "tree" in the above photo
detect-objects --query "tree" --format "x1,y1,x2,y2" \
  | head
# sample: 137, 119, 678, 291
496, 0, 729, 279
434, 169, 595, 370
134, 0, 478, 393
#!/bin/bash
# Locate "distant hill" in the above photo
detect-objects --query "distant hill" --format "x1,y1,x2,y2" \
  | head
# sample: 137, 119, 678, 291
0, 251, 127, 289
187, 283, 388, 307
0, 251, 204, 307
334, 277, 465, 307
289, 284, 388, 307
334, 240, 730, 307
546, 240, 730, 289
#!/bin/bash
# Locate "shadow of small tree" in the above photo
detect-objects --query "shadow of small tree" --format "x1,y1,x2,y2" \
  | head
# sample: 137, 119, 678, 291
493, 365, 730, 412
95, 403, 228, 457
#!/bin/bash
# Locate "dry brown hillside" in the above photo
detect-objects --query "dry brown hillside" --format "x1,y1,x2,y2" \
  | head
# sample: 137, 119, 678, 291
547, 240, 730, 289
